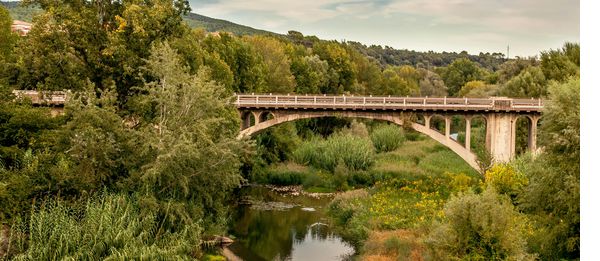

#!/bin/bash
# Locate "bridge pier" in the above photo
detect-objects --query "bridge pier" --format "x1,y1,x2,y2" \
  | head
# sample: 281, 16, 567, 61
465, 116, 472, 152
486, 113, 515, 162
444, 116, 451, 139
528, 116, 540, 153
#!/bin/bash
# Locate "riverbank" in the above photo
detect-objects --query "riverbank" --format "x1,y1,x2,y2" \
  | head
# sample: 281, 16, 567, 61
254, 135, 481, 260
227, 185, 355, 260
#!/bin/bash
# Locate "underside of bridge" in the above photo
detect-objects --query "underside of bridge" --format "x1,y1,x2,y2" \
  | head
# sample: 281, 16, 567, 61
237, 109, 540, 172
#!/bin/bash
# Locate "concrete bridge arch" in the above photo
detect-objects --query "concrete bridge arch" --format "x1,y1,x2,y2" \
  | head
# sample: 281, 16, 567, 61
238, 110, 481, 171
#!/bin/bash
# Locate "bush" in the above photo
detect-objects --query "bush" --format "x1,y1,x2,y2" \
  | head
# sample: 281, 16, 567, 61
370, 124, 405, 153
484, 163, 528, 198
426, 187, 535, 260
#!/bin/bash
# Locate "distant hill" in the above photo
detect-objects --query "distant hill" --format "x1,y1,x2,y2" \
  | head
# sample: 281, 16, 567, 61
184, 13, 278, 36
1, 1, 278, 36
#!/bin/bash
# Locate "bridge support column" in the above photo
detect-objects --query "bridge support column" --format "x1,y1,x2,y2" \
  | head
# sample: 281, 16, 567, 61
486, 113, 516, 162
444, 116, 451, 139
465, 116, 471, 151
424, 115, 432, 129
528, 116, 540, 153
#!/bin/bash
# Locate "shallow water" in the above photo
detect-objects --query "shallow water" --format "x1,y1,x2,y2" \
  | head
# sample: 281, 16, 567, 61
228, 186, 355, 261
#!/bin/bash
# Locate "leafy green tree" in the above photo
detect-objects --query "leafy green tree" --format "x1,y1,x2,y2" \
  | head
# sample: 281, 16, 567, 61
519, 77, 579, 259
53, 85, 142, 194
244, 35, 296, 93
169, 29, 235, 89
457, 80, 499, 98
14, 0, 190, 100
13, 12, 90, 91
254, 122, 300, 164
348, 47, 382, 95
500, 66, 547, 98
134, 42, 244, 228
379, 65, 420, 95
441, 58, 485, 96
497, 57, 538, 84
313, 41, 357, 94
540, 42, 579, 82
202, 32, 267, 93
0, 5, 17, 59
418, 69, 447, 96
291, 55, 330, 94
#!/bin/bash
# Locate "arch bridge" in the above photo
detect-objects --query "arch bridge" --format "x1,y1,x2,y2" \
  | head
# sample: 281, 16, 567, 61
11, 90, 544, 171
236, 94, 543, 171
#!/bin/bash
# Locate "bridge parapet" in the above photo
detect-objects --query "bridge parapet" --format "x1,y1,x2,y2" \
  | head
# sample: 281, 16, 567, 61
235, 94, 543, 113
12, 90, 69, 106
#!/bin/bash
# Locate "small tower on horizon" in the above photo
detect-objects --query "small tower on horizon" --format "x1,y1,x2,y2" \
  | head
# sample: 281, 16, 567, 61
506, 45, 510, 60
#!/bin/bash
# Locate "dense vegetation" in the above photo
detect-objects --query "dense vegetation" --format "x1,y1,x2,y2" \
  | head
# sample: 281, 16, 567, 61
0, 0, 580, 260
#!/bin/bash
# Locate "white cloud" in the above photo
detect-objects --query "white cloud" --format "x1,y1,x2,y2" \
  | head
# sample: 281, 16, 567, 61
189, 0, 579, 56
192, 0, 342, 23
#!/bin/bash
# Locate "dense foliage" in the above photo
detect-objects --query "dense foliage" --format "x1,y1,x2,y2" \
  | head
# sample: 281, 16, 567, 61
0, 0, 580, 259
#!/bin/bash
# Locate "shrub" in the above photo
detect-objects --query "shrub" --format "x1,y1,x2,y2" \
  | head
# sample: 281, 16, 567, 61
370, 124, 405, 153
448, 172, 476, 193
426, 187, 535, 260
484, 163, 528, 198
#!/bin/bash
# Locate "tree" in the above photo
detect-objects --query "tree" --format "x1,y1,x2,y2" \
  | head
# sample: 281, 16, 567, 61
497, 57, 538, 84
313, 41, 357, 94
13, 0, 190, 101
519, 77, 579, 259
134, 42, 244, 228
500, 66, 547, 98
0, 5, 17, 59
202, 32, 267, 93
457, 80, 499, 98
379, 65, 420, 95
441, 58, 485, 96
291, 54, 330, 94
244, 35, 296, 93
418, 69, 447, 96
540, 42, 579, 82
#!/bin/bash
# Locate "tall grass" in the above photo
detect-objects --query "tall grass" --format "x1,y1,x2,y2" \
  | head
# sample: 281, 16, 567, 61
292, 133, 375, 172
370, 124, 406, 153
6, 193, 203, 260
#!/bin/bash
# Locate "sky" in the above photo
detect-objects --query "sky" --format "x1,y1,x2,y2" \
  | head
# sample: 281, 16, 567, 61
189, 0, 580, 58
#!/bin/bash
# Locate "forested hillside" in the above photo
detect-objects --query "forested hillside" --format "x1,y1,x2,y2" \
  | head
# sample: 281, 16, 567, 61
2, 1, 505, 70
0, 0, 580, 260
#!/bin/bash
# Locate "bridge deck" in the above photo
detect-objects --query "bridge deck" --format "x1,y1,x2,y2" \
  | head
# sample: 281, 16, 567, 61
11, 90, 544, 112
236, 94, 543, 112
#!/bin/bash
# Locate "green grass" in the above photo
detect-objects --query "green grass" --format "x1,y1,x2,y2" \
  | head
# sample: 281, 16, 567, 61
324, 134, 482, 250
6, 193, 205, 260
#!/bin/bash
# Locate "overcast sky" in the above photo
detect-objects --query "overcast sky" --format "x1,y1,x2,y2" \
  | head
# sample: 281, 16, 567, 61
189, 0, 579, 57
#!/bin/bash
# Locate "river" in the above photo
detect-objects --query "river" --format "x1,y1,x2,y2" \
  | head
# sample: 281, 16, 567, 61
227, 185, 355, 261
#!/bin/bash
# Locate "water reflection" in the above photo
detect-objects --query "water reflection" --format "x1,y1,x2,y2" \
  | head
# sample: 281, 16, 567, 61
229, 186, 354, 261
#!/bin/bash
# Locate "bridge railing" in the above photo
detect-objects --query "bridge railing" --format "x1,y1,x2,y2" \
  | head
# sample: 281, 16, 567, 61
235, 94, 543, 112
9, 90, 544, 112
12, 90, 69, 105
